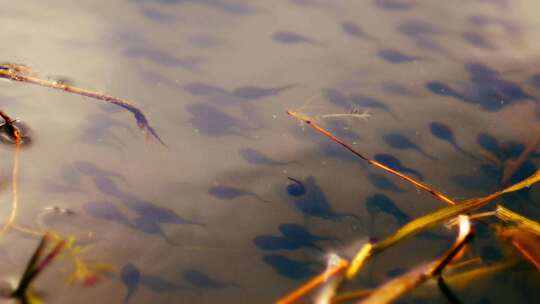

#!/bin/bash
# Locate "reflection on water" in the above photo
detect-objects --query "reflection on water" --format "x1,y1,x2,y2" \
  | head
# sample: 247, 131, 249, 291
2, 0, 540, 303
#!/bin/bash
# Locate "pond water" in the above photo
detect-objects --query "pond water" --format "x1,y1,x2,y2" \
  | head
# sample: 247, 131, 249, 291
2, 0, 540, 303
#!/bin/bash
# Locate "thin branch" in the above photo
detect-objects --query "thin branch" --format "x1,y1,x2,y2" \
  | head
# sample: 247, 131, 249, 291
0, 63, 166, 146
286, 110, 456, 206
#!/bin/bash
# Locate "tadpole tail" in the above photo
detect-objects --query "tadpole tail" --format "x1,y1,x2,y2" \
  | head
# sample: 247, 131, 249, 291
416, 147, 438, 161
403, 168, 424, 181
452, 142, 479, 161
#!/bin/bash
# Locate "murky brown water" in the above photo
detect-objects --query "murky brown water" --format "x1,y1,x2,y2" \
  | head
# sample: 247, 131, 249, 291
2, 0, 540, 303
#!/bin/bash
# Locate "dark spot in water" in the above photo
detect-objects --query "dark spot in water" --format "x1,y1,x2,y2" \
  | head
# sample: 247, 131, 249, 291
340, 21, 373, 40
383, 133, 437, 160
426, 81, 465, 100
367, 173, 405, 192
529, 74, 540, 89
183, 83, 227, 96
462, 32, 495, 49
380, 82, 415, 96
397, 20, 444, 51
366, 194, 410, 227
278, 223, 334, 243
271, 31, 321, 46
386, 268, 407, 278
124, 196, 205, 226
73, 160, 126, 181
429, 122, 477, 159
83, 201, 131, 227
182, 270, 238, 289
290, 176, 361, 221
262, 255, 318, 280
134, 0, 255, 15
93, 175, 204, 228
121, 263, 141, 304
374, 0, 417, 11
80, 113, 134, 149
232, 85, 295, 99
123, 47, 201, 71
377, 49, 419, 63
186, 103, 252, 138
131, 216, 172, 243
477, 133, 501, 160
239, 148, 289, 166
430, 63, 533, 111
349, 93, 397, 119
140, 7, 175, 23
374, 153, 424, 180
480, 246, 503, 262
323, 88, 351, 109
208, 185, 269, 203
140, 275, 183, 293
253, 235, 321, 251
286, 177, 306, 197
94, 175, 124, 197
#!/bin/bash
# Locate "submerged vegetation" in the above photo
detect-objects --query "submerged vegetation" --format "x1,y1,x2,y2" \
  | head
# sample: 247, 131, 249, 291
0, 63, 163, 303
276, 110, 540, 303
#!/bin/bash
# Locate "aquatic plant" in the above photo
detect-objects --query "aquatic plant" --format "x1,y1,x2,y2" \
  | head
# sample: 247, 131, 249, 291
277, 110, 540, 304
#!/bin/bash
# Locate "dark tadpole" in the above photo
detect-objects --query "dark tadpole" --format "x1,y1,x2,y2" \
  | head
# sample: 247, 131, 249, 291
374, 0, 417, 11
94, 175, 124, 197
232, 85, 295, 99
239, 148, 289, 166
462, 63, 533, 111
140, 275, 184, 293
366, 194, 410, 227
183, 82, 227, 96
349, 93, 397, 119
253, 235, 322, 252
286, 177, 306, 197
463, 32, 494, 50
383, 133, 437, 160
377, 49, 420, 63
477, 133, 501, 160
73, 160, 126, 182
123, 47, 201, 71
529, 74, 540, 89
186, 103, 252, 138
121, 263, 141, 304
271, 31, 321, 46
278, 223, 334, 243
291, 176, 361, 221
83, 201, 131, 227
123, 196, 205, 227
367, 173, 405, 192
132, 216, 177, 245
429, 122, 477, 159
426, 81, 468, 101
182, 270, 238, 289
432, 63, 535, 112
262, 254, 318, 280
208, 185, 269, 203
397, 20, 444, 52
340, 21, 374, 41
374, 153, 424, 180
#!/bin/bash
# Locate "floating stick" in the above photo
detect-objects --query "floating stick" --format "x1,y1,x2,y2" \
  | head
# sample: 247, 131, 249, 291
0, 63, 166, 146
287, 110, 456, 205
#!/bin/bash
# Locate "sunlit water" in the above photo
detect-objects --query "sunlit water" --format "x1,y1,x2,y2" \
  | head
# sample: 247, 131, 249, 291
1, 0, 540, 303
